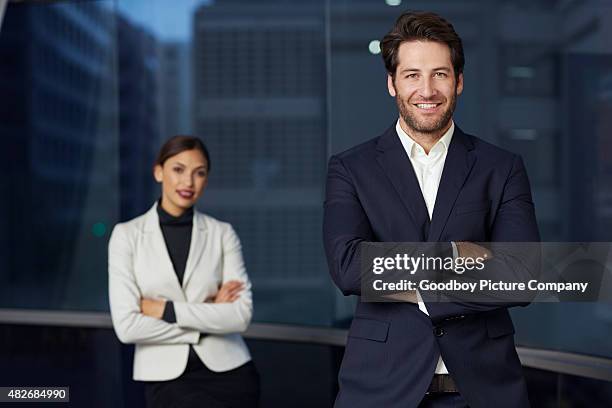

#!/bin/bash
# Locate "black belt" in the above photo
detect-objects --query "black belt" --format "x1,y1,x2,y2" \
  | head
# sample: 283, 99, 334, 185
427, 374, 458, 394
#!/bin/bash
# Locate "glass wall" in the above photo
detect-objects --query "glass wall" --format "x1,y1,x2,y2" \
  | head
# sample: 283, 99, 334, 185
0, 0, 119, 310
1, 0, 612, 357
328, 0, 612, 357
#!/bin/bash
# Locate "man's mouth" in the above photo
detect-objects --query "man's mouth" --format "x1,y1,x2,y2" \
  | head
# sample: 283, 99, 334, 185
413, 102, 442, 111
177, 190, 195, 199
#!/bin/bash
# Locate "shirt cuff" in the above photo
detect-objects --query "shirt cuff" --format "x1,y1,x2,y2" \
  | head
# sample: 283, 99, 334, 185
162, 301, 177, 323
451, 241, 459, 260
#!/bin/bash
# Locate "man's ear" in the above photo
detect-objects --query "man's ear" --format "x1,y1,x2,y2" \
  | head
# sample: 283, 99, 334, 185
153, 164, 163, 183
387, 74, 397, 97
456, 72, 464, 96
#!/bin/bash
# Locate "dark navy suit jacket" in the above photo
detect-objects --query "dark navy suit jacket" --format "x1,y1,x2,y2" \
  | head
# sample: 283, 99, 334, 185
323, 124, 540, 408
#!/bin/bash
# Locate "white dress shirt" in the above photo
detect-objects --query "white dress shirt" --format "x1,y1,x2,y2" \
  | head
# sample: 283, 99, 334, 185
396, 119, 455, 375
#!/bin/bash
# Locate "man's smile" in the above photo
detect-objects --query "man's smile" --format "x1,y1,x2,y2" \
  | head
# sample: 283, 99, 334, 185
413, 102, 443, 112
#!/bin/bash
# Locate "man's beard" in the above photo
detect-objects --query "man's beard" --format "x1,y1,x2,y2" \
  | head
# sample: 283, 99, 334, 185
395, 90, 457, 135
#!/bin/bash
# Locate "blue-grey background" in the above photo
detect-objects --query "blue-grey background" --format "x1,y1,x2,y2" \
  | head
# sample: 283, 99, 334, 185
1, 0, 612, 361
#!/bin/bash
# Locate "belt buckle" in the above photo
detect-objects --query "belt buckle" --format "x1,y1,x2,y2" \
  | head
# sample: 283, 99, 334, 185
425, 374, 440, 395
427, 374, 455, 394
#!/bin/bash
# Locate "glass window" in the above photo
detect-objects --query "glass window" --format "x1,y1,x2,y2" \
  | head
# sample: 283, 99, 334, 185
2, 0, 612, 360
0, 0, 118, 311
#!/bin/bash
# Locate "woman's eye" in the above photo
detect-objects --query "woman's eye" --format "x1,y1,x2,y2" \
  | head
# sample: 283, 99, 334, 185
173, 167, 183, 173
197, 171, 207, 177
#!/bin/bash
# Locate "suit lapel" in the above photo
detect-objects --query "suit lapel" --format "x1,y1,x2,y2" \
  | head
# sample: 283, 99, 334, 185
376, 125, 431, 239
182, 211, 207, 289
427, 127, 476, 241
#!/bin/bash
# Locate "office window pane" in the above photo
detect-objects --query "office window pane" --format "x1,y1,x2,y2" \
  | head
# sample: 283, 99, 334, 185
0, 1, 118, 310
115, 0, 333, 326
2, 0, 612, 362
328, 0, 612, 358
501, 45, 558, 97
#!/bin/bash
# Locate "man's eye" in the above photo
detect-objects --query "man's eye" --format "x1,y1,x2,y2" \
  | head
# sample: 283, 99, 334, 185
406, 73, 418, 79
173, 167, 183, 173
434, 72, 447, 78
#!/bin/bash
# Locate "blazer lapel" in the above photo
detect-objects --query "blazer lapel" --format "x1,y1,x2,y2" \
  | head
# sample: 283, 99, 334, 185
376, 125, 431, 240
182, 210, 207, 289
427, 127, 476, 242
143, 204, 185, 300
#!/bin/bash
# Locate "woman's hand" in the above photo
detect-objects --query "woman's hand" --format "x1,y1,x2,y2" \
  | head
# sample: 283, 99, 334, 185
212, 280, 244, 303
140, 298, 166, 319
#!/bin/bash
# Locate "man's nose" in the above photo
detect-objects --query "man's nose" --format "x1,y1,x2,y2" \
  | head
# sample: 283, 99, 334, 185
419, 77, 436, 99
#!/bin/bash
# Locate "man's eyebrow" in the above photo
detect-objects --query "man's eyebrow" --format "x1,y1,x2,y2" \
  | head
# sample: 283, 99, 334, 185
398, 67, 451, 74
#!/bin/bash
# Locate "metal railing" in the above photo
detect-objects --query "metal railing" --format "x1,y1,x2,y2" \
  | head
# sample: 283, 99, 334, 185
1, 308, 611, 382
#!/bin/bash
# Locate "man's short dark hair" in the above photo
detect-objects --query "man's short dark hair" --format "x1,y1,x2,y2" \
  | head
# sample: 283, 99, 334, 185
381, 11, 464, 79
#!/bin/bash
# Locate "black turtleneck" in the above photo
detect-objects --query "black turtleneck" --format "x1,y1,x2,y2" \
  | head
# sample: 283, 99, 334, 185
157, 201, 193, 323
157, 202, 193, 283
157, 201, 205, 371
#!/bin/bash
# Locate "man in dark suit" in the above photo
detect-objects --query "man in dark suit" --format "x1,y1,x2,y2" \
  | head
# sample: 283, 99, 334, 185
323, 11, 539, 408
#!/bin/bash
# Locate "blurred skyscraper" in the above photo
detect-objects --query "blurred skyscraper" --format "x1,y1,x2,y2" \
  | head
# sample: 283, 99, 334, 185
0, 2, 117, 309
159, 41, 192, 138
192, 0, 331, 324
117, 13, 161, 220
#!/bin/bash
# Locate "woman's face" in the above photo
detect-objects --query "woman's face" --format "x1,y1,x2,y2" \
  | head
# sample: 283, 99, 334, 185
154, 148, 209, 216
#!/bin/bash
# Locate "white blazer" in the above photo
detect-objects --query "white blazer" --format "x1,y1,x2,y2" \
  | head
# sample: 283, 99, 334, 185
108, 203, 252, 381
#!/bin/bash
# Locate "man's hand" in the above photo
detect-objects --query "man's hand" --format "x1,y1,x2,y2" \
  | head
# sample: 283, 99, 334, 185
456, 242, 493, 261
210, 280, 244, 303
140, 298, 166, 319
383, 290, 418, 303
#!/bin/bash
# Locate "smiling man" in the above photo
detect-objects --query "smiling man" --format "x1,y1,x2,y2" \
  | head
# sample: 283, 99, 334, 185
323, 11, 539, 408
389, 39, 461, 152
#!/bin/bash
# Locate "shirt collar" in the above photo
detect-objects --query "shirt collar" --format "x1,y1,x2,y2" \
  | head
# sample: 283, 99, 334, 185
395, 119, 455, 158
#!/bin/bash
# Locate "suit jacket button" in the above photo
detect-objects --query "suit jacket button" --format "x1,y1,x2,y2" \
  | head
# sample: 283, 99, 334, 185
434, 327, 445, 337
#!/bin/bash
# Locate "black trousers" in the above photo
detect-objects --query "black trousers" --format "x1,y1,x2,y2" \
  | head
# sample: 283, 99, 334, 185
144, 349, 260, 408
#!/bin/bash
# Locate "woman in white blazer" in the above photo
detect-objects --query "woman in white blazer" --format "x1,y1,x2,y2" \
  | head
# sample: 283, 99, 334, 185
108, 136, 259, 408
